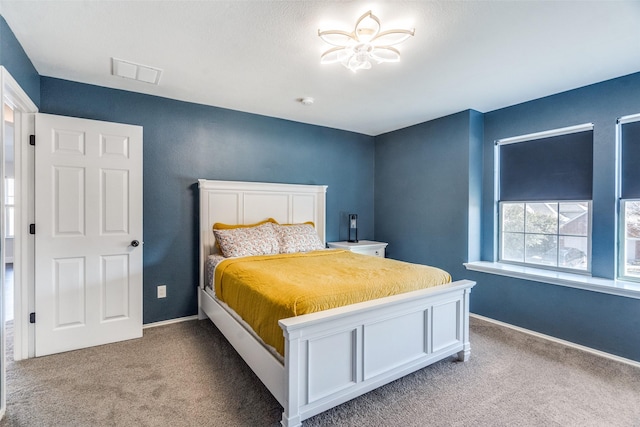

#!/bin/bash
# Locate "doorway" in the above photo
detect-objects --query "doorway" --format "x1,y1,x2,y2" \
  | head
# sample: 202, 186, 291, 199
3, 102, 15, 339
0, 66, 38, 419
2, 102, 19, 328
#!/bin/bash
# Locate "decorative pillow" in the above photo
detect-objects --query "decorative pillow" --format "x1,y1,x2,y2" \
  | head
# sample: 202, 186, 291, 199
212, 218, 277, 250
213, 222, 279, 258
274, 223, 324, 254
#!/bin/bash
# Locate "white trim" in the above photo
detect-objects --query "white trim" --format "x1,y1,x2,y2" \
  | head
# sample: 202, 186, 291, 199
464, 261, 640, 299
0, 68, 37, 112
617, 116, 640, 280
617, 112, 640, 125
495, 122, 594, 146
471, 313, 640, 369
19, 111, 35, 360
142, 315, 199, 329
492, 143, 500, 261
0, 67, 38, 423
615, 119, 623, 278
1, 67, 38, 363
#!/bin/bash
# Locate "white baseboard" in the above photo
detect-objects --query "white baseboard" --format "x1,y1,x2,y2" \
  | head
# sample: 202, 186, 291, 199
470, 313, 640, 369
143, 315, 199, 329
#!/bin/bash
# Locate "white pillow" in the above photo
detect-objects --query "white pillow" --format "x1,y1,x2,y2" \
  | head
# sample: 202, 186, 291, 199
213, 222, 279, 258
274, 223, 324, 253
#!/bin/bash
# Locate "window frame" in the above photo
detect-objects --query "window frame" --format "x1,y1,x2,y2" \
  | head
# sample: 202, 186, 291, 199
494, 123, 594, 274
617, 113, 640, 282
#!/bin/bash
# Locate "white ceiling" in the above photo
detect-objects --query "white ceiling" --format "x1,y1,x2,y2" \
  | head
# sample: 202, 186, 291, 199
1, 1, 639, 136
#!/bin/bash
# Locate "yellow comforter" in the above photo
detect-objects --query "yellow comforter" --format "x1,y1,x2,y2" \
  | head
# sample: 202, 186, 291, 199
214, 249, 451, 356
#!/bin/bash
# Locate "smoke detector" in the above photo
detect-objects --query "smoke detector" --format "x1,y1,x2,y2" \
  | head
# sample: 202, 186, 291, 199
299, 97, 315, 106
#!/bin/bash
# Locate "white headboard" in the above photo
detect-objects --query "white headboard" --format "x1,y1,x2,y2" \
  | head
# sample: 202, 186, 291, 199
198, 179, 328, 288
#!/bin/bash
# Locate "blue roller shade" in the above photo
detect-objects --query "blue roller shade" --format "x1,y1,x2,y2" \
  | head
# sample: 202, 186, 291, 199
499, 130, 593, 201
621, 120, 640, 199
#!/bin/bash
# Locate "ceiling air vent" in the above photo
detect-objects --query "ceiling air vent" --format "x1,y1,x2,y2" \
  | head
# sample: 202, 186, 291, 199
111, 57, 162, 85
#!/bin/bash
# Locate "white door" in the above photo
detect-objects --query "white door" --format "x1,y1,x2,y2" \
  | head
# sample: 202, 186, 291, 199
34, 113, 142, 356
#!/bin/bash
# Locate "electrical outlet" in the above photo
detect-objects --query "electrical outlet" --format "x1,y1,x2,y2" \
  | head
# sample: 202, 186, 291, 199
157, 285, 167, 298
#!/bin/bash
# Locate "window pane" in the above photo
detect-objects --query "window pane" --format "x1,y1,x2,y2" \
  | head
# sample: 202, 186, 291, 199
626, 201, 640, 239
502, 232, 524, 262
558, 236, 588, 270
498, 199, 590, 272
5, 178, 14, 205
525, 234, 557, 266
525, 203, 558, 234
559, 202, 589, 236
624, 201, 640, 278
624, 238, 640, 278
5, 206, 14, 238
502, 203, 524, 232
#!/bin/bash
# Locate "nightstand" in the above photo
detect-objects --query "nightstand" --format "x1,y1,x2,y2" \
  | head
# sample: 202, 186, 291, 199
327, 240, 388, 258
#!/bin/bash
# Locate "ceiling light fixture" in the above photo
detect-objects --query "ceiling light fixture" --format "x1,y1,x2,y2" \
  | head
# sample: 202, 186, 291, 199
318, 10, 415, 73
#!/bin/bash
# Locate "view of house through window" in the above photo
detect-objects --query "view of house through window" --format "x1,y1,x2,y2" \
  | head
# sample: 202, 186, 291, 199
500, 201, 590, 271
622, 202, 640, 278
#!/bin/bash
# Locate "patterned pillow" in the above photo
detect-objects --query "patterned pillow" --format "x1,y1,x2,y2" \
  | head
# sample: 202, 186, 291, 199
213, 222, 280, 258
274, 223, 324, 254
212, 218, 277, 250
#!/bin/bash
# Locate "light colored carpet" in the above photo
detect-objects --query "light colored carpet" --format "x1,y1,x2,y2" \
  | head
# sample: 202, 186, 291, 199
1, 316, 639, 426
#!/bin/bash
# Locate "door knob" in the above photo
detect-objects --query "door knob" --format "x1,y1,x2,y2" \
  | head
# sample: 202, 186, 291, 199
131, 240, 140, 247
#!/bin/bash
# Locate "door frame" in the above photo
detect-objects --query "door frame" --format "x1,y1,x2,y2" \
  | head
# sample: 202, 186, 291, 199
1, 68, 37, 371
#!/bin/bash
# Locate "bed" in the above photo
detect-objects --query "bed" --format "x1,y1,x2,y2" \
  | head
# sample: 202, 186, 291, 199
197, 179, 475, 426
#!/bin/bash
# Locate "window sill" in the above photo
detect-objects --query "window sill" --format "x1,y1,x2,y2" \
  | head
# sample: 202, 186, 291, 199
464, 261, 640, 300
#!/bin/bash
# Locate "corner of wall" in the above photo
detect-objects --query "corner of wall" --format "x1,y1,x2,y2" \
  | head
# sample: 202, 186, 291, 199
467, 110, 484, 262
0, 14, 41, 108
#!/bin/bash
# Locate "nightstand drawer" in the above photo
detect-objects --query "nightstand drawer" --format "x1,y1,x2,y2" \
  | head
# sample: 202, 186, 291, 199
351, 247, 385, 257
327, 241, 388, 258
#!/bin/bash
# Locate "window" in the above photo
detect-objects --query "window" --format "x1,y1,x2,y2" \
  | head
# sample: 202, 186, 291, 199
500, 201, 590, 270
619, 115, 640, 280
497, 124, 593, 272
5, 177, 14, 238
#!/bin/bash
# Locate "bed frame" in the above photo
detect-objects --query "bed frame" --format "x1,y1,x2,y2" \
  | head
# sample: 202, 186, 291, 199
197, 179, 475, 427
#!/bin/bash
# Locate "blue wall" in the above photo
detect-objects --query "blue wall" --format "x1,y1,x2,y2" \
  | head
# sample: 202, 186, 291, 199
481, 73, 640, 276
39, 78, 375, 323
468, 272, 640, 360
470, 72, 640, 361
374, 73, 640, 361
0, 15, 40, 107
374, 110, 482, 281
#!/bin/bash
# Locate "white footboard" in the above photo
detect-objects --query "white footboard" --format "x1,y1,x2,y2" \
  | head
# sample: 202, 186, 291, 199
279, 279, 474, 427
